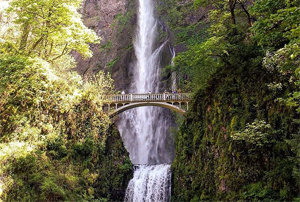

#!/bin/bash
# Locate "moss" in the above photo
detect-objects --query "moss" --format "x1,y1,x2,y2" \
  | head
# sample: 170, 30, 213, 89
172, 64, 299, 201
5, 125, 132, 201
94, 125, 133, 201
107, 56, 120, 71
0, 55, 132, 201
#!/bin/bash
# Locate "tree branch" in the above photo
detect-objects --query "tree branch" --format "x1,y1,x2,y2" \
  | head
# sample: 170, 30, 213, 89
50, 43, 69, 61
238, 0, 253, 27
27, 36, 44, 55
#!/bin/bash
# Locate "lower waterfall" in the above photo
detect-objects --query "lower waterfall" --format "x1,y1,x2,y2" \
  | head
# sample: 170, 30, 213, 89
124, 165, 171, 202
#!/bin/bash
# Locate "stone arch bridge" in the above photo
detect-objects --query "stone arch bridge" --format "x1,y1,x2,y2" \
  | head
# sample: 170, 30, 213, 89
103, 93, 191, 117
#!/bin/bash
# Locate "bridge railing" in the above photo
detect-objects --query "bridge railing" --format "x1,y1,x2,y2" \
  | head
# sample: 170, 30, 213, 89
103, 93, 191, 103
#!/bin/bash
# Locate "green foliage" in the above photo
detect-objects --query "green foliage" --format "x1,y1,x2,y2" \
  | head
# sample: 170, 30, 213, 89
0, 1, 132, 201
250, 0, 286, 16
251, 1, 300, 189
174, 36, 228, 91
1, 0, 99, 61
0, 53, 130, 201
251, 4, 300, 48
156, 0, 184, 29
231, 120, 274, 147
112, 11, 135, 33
100, 40, 112, 51
287, 132, 300, 189
171, 0, 300, 200
107, 56, 120, 70
175, 22, 210, 46
241, 182, 276, 201
172, 63, 298, 200
163, 0, 258, 92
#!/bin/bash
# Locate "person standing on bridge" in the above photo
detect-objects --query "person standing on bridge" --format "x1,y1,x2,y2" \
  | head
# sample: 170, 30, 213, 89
120, 90, 125, 102
164, 90, 169, 100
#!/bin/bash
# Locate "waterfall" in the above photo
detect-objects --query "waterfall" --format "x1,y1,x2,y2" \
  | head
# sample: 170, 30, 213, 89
169, 46, 177, 92
117, 0, 173, 201
124, 165, 171, 202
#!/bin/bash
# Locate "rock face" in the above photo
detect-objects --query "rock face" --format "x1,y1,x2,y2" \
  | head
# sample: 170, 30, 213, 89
171, 64, 298, 201
75, 0, 206, 91
75, 0, 137, 90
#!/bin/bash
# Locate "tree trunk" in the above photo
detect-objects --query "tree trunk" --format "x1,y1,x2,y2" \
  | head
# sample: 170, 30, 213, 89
229, 0, 237, 24
19, 21, 30, 51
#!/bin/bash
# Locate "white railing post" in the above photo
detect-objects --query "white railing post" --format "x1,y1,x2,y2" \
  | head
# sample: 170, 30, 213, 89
102, 93, 191, 106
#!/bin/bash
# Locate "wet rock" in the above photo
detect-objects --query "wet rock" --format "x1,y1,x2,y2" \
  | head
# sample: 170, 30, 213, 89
74, 0, 136, 90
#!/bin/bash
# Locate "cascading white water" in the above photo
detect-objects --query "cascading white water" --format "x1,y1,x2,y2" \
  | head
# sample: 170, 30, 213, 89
118, 0, 173, 165
169, 47, 177, 92
117, 0, 173, 201
124, 165, 171, 202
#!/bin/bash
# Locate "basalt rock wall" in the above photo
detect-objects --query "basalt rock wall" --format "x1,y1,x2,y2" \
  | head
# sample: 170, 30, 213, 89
75, 0, 137, 91
75, 0, 207, 91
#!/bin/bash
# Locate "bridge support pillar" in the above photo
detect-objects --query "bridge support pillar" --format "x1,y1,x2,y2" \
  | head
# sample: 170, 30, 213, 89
115, 103, 118, 109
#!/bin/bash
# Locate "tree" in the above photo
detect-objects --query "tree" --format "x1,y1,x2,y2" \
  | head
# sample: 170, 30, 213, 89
1, 0, 99, 62
194, 0, 254, 26
0, 1, 123, 201
251, 0, 300, 194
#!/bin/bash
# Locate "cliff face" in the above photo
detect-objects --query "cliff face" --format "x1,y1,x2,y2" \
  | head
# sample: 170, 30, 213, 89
73, 1, 300, 201
171, 53, 299, 201
95, 126, 133, 201
75, 0, 207, 91
75, 0, 137, 90
156, 0, 210, 89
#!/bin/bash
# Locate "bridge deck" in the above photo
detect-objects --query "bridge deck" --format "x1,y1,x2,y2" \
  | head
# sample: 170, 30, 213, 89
103, 93, 191, 103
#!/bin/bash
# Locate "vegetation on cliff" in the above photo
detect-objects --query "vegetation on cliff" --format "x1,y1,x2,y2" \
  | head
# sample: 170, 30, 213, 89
1, 0, 299, 200
168, 0, 300, 200
0, 0, 132, 201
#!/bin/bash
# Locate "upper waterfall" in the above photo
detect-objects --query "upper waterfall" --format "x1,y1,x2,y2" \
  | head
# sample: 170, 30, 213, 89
117, 0, 174, 165
134, 0, 158, 94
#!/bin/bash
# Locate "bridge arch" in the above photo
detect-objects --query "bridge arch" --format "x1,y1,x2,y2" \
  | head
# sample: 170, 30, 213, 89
109, 102, 186, 117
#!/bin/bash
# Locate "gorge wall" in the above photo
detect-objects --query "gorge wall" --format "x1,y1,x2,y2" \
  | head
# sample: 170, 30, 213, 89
73, 0, 300, 201
75, 0, 136, 90
75, 0, 206, 91
171, 65, 299, 201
